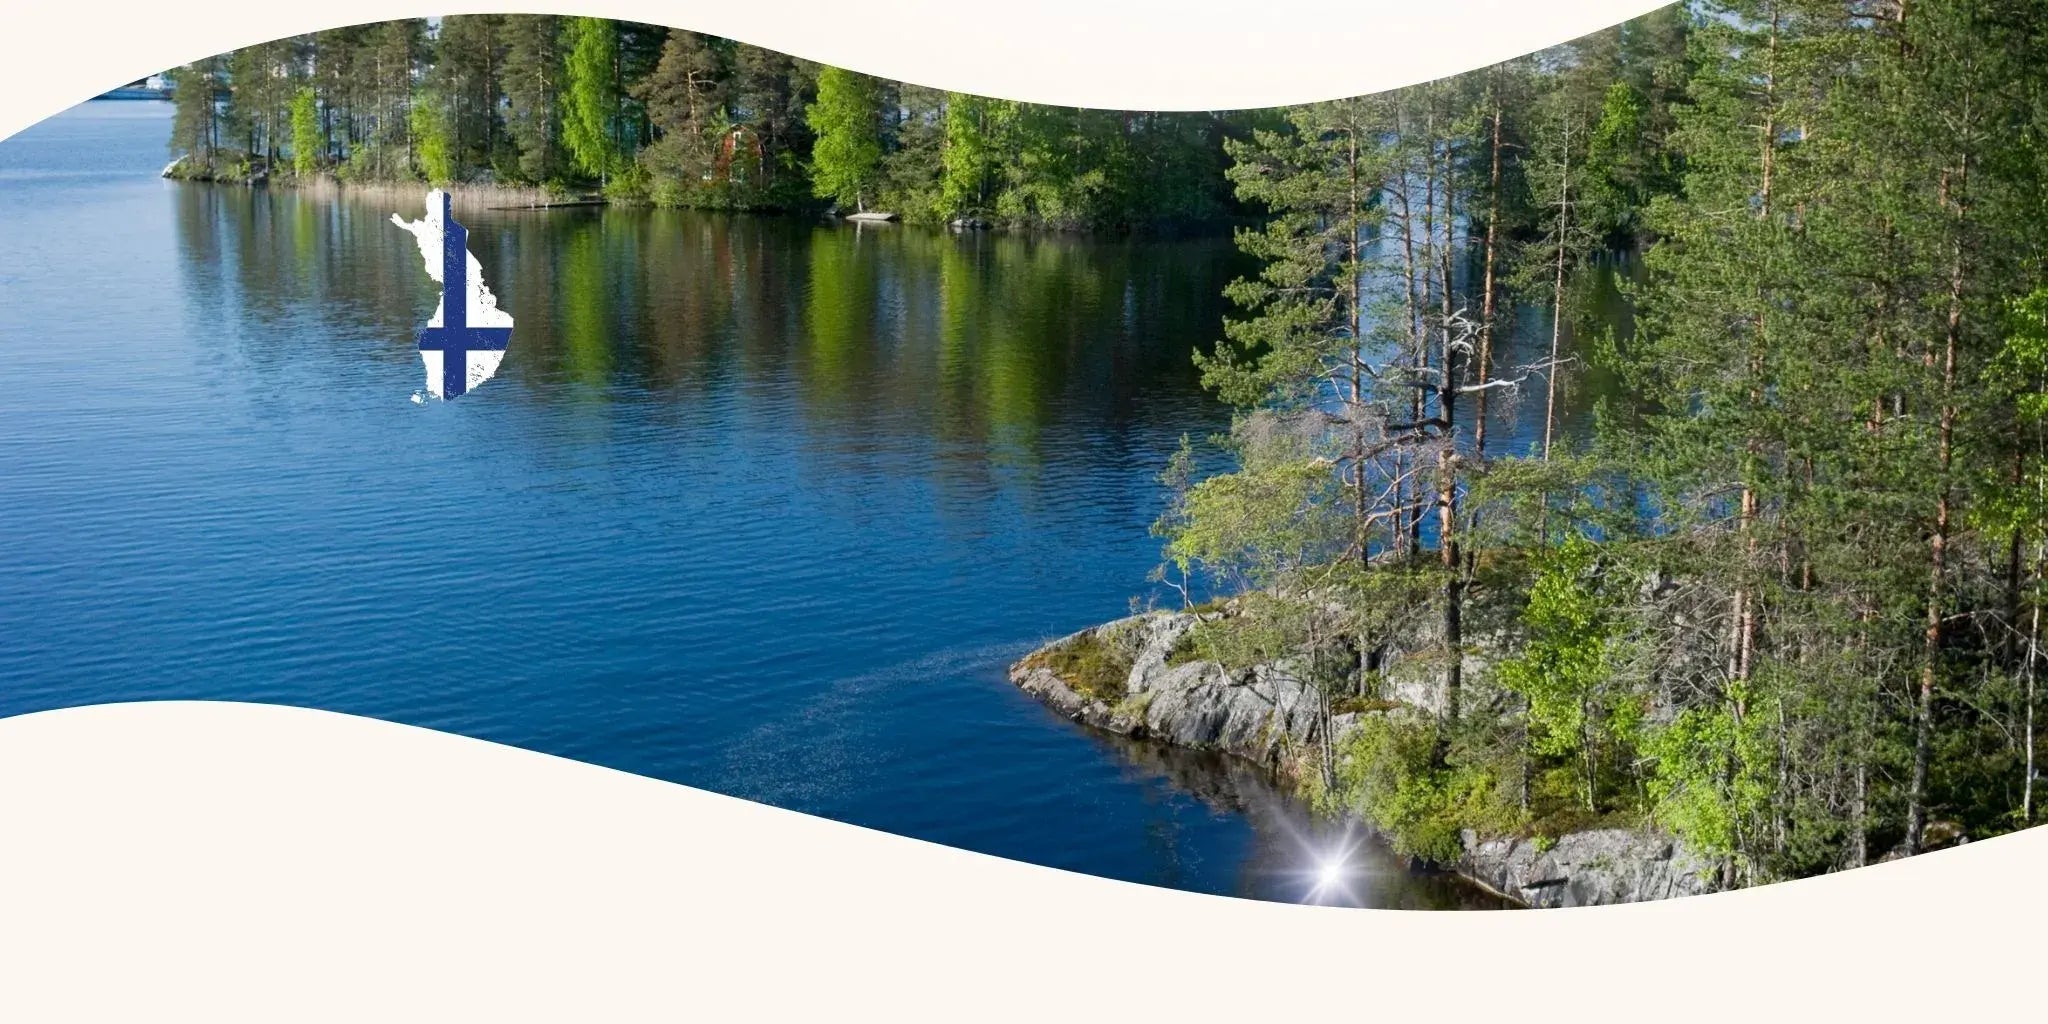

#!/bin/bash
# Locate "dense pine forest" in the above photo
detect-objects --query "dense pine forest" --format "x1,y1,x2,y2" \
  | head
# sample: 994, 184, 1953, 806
163, 2, 2048, 888
1156, 0, 2048, 887
164, 15, 1244, 231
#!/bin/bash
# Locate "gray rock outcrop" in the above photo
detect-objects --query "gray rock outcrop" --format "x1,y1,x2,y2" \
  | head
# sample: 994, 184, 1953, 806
1009, 612, 1325, 769
1010, 609, 1719, 907
1456, 828, 1718, 908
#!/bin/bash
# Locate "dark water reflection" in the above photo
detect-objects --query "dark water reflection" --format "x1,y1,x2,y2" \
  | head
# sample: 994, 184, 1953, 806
2, 103, 1595, 908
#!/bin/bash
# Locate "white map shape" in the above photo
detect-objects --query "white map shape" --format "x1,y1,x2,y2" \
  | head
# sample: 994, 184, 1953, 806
390, 189, 515, 399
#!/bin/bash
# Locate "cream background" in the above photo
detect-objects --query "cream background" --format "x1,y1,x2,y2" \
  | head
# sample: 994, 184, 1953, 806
0, 1, 1672, 140
2, 2, 2033, 1019
0, 701, 2038, 1021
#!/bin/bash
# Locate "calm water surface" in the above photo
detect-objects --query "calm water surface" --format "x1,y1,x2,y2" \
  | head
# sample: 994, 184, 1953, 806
1, 103, 1598, 908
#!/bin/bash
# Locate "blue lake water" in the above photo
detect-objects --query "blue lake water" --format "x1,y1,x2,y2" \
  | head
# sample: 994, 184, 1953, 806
0, 102, 1554, 907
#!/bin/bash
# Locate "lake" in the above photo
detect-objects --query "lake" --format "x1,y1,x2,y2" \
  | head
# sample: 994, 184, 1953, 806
1, 101, 1600, 908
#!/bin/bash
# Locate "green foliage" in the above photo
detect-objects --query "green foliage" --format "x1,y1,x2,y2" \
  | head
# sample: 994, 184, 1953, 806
878, 85, 946, 222
1181, 96, 1407, 593
562, 17, 623, 179
183, 18, 1241, 230
289, 88, 320, 177
633, 30, 727, 205
332, 19, 427, 182
1496, 534, 1638, 811
1174, 1, 2048, 888
1975, 288, 2048, 542
429, 15, 507, 173
1148, 434, 1201, 607
1580, 82, 1660, 243
1994, 289, 2048, 425
168, 57, 227, 172
337, 143, 409, 183
1512, 82, 1604, 309
501, 15, 566, 184
223, 38, 298, 166
806, 66, 884, 211
1320, 715, 1522, 863
1164, 437, 1339, 590
938, 93, 996, 217
1182, 592, 1356, 701
600, 160, 649, 202
1642, 691, 1776, 873
1203, 100, 1382, 409
410, 92, 456, 184
1176, 564, 1436, 713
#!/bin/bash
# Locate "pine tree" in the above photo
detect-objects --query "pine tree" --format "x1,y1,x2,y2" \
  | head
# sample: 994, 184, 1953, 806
168, 56, 228, 174
225, 38, 299, 168
635, 30, 728, 203
732, 44, 815, 200
1616, 0, 1845, 883
501, 15, 565, 184
429, 15, 506, 171
310, 27, 368, 164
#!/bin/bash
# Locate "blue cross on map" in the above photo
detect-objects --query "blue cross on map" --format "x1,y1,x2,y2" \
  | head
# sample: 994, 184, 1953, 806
391, 190, 515, 399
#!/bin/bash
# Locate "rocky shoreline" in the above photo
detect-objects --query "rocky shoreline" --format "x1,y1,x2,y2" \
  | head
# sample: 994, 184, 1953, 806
1009, 610, 1718, 908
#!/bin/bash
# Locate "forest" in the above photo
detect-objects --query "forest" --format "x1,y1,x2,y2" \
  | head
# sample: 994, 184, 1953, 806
163, 1, 2048, 888
164, 15, 1244, 231
1152, 0, 2048, 886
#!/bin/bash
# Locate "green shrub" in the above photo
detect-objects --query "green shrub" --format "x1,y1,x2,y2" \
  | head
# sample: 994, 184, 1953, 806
1322, 715, 1522, 864
602, 162, 650, 203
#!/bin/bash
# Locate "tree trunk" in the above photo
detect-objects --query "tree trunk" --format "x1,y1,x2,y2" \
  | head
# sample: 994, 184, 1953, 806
1850, 755, 1869, 868
2026, 546, 2040, 823
1476, 88, 1504, 463
1437, 121, 1462, 725
1411, 113, 1437, 558
1392, 159, 1423, 560
1907, 164, 1967, 856
1440, 448, 1461, 723
1728, 6, 1780, 699
1347, 125, 1370, 563
2007, 449, 2026, 663
1544, 119, 1569, 464
1581, 699, 1597, 812
1536, 110, 1571, 548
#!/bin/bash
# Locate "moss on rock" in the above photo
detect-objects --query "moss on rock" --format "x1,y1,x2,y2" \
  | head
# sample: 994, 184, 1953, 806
1021, 623, 1138, 704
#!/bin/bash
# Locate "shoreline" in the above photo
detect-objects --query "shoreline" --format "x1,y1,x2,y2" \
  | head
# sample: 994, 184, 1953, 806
1009, 610, 1721, 908
160, 160, 571, 213
156, 160, 1248, 238
291, 177, 579, 213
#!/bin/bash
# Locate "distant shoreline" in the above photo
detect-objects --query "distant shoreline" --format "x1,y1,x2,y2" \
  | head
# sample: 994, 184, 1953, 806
160, 161, 573, 213
156, 162, 1246, 239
